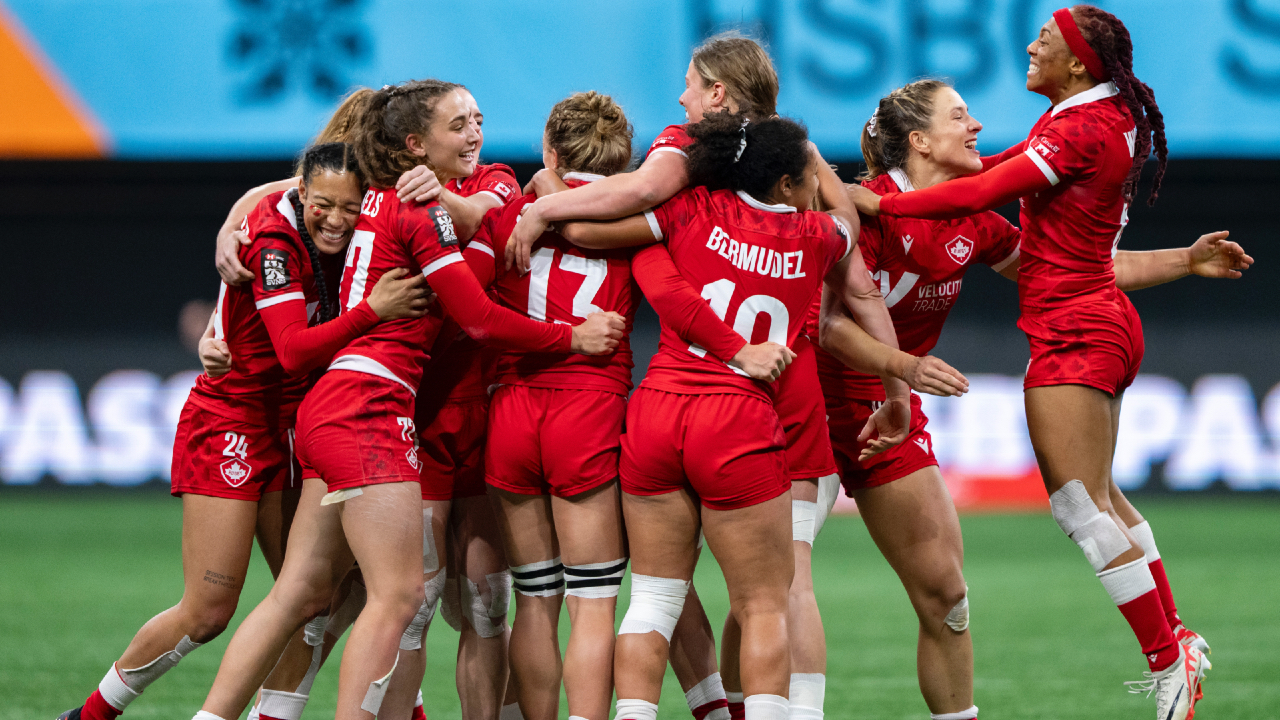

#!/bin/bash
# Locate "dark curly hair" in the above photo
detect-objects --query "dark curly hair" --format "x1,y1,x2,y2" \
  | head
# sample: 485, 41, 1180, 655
685, 111, 810, 203
1070, 5, 1168, 206
288, 142, 362, 324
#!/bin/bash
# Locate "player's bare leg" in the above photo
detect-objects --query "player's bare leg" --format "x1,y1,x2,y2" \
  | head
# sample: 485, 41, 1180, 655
490, 489, 563, 720
852, 467, 972, 715
614, 489, 701, 719
1026, 385, 1206, 718
552, 480, 627, 720
451, 495, 514, 720
378, 497, 451, 720
702, 492, 794, 716
669, 584, 731, 720
201, 477, 353, 719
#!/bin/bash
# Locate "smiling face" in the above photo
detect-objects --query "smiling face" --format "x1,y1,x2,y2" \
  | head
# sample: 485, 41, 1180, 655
1026, 18, 1076, 97
914, 87, 983, 176
460, 88, 485, 160
298, 169, 363, 254
413, 90, 480, 181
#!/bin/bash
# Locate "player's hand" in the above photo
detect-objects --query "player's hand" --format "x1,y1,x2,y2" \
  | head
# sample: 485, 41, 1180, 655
396, 165, 442, 204
216, 227, 254, 285
570, 311, 626, 355
729, 342, 797, 382
199, 336, 233, 377
1187, 231, 1252, 280
506, 202, 548, 274
857, 395, 910, 461
367, 267, 432, 320
523, 168, 569, 198
901, 355, 968, 397
846, 184, 883, 217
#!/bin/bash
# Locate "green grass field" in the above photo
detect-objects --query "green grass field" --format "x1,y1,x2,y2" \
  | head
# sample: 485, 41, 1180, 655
2, 494, 1277, 720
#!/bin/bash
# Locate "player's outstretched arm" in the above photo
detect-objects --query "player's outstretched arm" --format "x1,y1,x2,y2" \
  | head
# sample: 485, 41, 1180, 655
849, 153, 1052, 220
506, 151, 687, 272
1113, 231, 1252, 291
216, 178, 297, 284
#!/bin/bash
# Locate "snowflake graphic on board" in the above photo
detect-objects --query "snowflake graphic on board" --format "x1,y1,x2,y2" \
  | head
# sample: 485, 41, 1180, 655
226, 0, 371, 104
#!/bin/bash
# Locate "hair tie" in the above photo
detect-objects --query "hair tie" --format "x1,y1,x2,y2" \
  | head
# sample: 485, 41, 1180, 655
866, 109, 879, 138
1053, 8, 1111, 81
733, 119, 749, 163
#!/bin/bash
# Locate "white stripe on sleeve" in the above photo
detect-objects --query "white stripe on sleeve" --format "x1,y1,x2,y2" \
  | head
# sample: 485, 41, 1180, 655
991, 245, 1021, 273
422, 253, 464, 277
469, 242, 495, 258
644, 210, 663, 241
255, 292, 306, 310
649, 146, 688, 158
1023, 148, 1060, 186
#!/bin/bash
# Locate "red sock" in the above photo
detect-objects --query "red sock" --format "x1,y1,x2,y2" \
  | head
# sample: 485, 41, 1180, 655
82, 690, 124, 720
410, 702, 426, 720
1118, 588, 1180, 671
260, 715, 286, 720
727, 701, 745, 720
1147, 558, 1182, 629
692, 698, 730, 720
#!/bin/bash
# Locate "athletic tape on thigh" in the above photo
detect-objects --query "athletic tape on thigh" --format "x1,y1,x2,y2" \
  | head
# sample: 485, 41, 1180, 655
326, 577, 367, 640
1049, 480, 1132, 572
944, 589, 969, 632
359, 655, 398, 715
321, 488, 363, 505
440, 575, 462, 631
815, 473, 841, 539
617, 574, 689, 641
459, 570, 513, 638
421, 507, 440, 574
104, 635, 202, 706
400, 572, 447, 650
303, 614, 329, 647
257, 689, 308, 720
510, 557, 564, 597
565, 558, 628, 598
792, 500, 817, 545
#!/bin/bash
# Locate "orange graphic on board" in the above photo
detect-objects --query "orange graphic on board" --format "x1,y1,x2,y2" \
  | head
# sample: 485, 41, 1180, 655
0, 2, 108, 157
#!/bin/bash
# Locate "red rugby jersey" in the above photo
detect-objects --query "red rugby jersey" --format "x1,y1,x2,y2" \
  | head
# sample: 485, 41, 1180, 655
813, 171, 1020, 401
1016, 83, 1136, 312
189, 190, 358, 427
466, 173, 638, 396
646, 123, 693, 160
419, 163, 523, 409
642, 186, 851, 401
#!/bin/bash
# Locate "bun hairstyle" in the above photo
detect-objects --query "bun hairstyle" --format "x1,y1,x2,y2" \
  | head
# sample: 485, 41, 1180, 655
1068, 4, 1168, 205
351, 79, 463, 189
691, 32, 780, 120
544, 91, 634, 177
859, 79, 950, 180
289, 142, 363, 324
685, 110, 810, 203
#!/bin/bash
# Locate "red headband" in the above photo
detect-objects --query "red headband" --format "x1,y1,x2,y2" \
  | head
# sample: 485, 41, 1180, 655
1053, 8, 1111, 81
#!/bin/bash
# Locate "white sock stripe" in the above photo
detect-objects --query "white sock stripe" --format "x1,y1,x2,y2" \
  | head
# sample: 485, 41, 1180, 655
743, 694, 789, 720
1129, 521, 1161, 562
257, 689, 308, 720
685, 672, 728, 709
192, 713, 227, 720
98, 664, 140, 711
615, 698, 659, 720
930, 705, 979, 720
510, 557, 565, 595
1098, 557, 1158, 606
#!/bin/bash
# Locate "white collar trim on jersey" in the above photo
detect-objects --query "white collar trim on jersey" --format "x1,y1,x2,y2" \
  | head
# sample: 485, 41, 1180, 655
276, 191, 298, 230
888, 167, 915, 193
1051, 81, 1119, 116
736, 189, 797, 214
562, 171, 605, 184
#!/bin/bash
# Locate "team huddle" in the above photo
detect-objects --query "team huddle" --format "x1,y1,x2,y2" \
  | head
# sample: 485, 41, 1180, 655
59, 5, 1255, 720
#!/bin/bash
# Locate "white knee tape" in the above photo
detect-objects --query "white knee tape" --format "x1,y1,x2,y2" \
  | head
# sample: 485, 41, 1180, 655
565, 558, 628, 599
359, 655, 398, 715
257, 689, 308, 720
815, 473, 840, 539
944, 591, 970, 632
106, 635, 202, 704
421, 507, 440, 574
617, 574, 689, 642
440, 575, 462, 631
1049, 480, 1132, 572
511, 557, 564, 597
400, 572, 447, 650
303, 614, 329, 647
459, 570, 514, 638
793, 500, 818, 545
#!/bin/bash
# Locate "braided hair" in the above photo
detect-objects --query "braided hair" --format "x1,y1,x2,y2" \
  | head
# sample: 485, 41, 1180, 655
289, 142, 362, 324
685, 111, 810, 204
1070, 5, 1168, 206
351, 79, 462, 189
